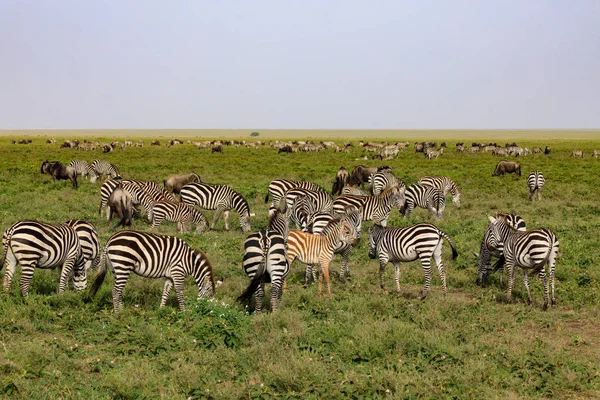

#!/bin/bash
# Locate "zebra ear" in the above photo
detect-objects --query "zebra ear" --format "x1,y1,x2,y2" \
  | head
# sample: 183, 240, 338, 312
488, 215, 496, 223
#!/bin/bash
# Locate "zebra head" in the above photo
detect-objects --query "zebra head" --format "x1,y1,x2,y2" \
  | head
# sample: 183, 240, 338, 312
240, 213, 252, 233
453, 192, 461, 208
341, 206, 362, 242
368, 224, 385, 259
192, 251, 216, 298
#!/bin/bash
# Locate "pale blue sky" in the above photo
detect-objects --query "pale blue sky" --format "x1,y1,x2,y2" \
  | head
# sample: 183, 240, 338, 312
1, 1, 599, 129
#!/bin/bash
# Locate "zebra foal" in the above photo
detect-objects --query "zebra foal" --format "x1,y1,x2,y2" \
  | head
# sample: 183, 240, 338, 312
368, 223, 458, 299
90, 230, 215, 312
238, 230, 289, 313
527, 171, 545, 201
1, 221, 85, 297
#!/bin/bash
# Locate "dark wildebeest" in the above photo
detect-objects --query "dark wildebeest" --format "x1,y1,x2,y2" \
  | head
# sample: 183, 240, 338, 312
492, 161, 521, 177
40, 160, 78, 188
332, 167, 349, 196
278, 145, 293, 153
348, 165, 378, 188
212, 144, 223, 153
164, 172, 202, 194
544, 146, 551, 155
151, 140, 160, 146
107, 186, 133, 228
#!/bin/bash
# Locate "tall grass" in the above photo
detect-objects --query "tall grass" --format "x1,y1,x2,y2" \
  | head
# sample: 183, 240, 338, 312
0, 137, 599, 399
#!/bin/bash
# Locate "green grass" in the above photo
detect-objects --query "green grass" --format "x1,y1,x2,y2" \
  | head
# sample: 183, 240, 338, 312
0, 136, 599, 399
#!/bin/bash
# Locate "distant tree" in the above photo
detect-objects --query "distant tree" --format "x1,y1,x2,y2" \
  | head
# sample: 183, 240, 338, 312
250, 132, 260, 137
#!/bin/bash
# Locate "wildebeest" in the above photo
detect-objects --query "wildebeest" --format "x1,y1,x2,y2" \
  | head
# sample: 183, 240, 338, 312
278, 145, 294, 153
164, 173, 202, 194
212, 144, 223, 153
492, 161, 521, 177
348, 165, 378, 187
332, 167, 349, 196
544, 146, 551, 155
40, 160, 78, 188
571, 149, 584, 158
107, 185, 133, 228
151, 140, 160, 146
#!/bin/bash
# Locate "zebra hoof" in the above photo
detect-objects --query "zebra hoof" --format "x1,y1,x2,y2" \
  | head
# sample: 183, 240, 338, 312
551, 299, 556, 306
542, 304, 548, 311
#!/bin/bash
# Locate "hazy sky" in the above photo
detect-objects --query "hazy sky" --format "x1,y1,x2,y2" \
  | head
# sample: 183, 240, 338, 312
1, 1, 599, 129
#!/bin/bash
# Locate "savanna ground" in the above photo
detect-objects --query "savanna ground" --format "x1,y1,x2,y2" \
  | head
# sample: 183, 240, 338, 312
0, 131, 599, 399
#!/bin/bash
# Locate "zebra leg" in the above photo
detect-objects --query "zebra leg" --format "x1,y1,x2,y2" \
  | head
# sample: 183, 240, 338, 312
112, 270, 131, 313
378, 255, 389, 291
528, 189, 534, 201
433, 244, 447, 295
522, 269, 532, 304
505, 261, 516, 303
160, 279, 174, 307
172, 273, 186, 312
271, 276, 284, 312
538, 188, 543, 201
539, 269, 549, 311
548, 248, 557, 305
339, 247, 351, 282
304, 264, 312, 288
2, 249, 18, 292
318, 256, 333, 296
419, 254, 434, 300
19, 263, 36, 298
211, 208, 224, 230
393, 262, 401, 293
58, 255, 78, 294
254, 283, 265, 313
224, 210, 231, 231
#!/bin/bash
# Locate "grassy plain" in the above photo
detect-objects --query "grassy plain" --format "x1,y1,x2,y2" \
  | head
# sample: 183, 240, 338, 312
0, 133, 599, 399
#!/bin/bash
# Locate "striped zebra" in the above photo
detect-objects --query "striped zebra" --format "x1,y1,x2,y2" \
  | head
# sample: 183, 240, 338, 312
483, 215, 558, 310
286, 218, 359, 296
151, 201, 208, 233
304, 208, 362, 284
368, 223, 458, 299
475, 213, 526, 287
402, 184, 446, 220
287, 194, 316, 231
180, 183, 253, 232
265, 179, 324, 210
64, 219, 101, 273
369, 170, 405, 196
90, 230, 215, 312
268, 208, 291, 238
282, 188, 333, 216
99, 179, 175, 219
341, 186, 369, 196
1, 221, 85, 297
91, 160, 121, 180
417, 176, 461, 208
238, 230, 289, 313
527, 171, 545, 201
332, 186, 405, 226
68, 160, 98, 182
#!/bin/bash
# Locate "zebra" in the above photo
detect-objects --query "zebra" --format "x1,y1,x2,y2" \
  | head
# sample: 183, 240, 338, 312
121, 181, 159, 221
332, 186, 405, 226
475, 213, 527, 287
68, 160, 98, 182
287, 194, 316, 231
341, 186, 369, 196
238, 230, 289, 313
180, 183, 253, 232
402, 184, 446, 220
1, 221, 85, 297
368, 223, 458, 299
282, 188, 333, 216
527, 171, 545, 201
64, 219, 101, 274
286, 218, 359, 296
265, 179, 324, 210
91, 160, 121, 180
417, 176, 461, 208
89, 230, 215, 312
483, 215, 558, 310
151, 201, 208, 233
304, 207, 362, 285
99, 179, 174, 219
369, 170, 405, 196
268, 208, 291, 238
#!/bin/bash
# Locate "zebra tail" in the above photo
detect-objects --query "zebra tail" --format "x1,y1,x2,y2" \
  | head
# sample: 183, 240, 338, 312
529, 233, 556, 276
89, 247, 107, 298
264, 191, 270, 203
238, 247, 269, 308
441, 231, 459, 259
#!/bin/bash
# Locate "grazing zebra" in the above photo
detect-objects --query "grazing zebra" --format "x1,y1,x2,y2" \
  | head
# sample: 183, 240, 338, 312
571, 149, 584, 158
475, 213, 527, 287
268, 208, 291, 238
527, 171, 545, 201
417, 176, 461, 208
265, 179, 324, 210
592, 149, 600, 158
368, 223, 458, 299
282, 188, 333, 216
1, 221, 85, 297
64, 219, 101, 274
287, 194, 316, 231
121, 181, 159, 221
304, 208, 362, 284
89, 230, 215, 312
99, 179, 174, 218
332, 186, 405, 226
180, 183, 253, 232
68, 160, 98, 182
369, 170, 404, 196
238, 230, 289, 313
483, 215, 558, 310
151, 201, 208, 233
91, 160, 121, 180
286, 219, 359, 296
341, 186, 370, 196
402, 184, 446, 220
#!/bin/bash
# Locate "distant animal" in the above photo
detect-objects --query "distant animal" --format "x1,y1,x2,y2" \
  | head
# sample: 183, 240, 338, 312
544, 146, 551, 155
212, 144, 223, 153
368, 223, 458, 299
91, 160, 121, 180
492, 161, 521, 177
89, 230, 215, 312
532, 147, 542, 154
164, 173, 202, 194
151, 140, 160, 146
40, 160, 78, 188
278, 145, 294, 153
527, 171, 545, 201
332, 167, 349, 196
593, 150, 600, 158
571, 149, 584, 158
68, 160, 98, 183
238, 230, 289, 313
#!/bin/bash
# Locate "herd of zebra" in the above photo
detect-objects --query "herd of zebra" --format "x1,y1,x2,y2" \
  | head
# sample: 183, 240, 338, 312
1, 154, 560, 314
